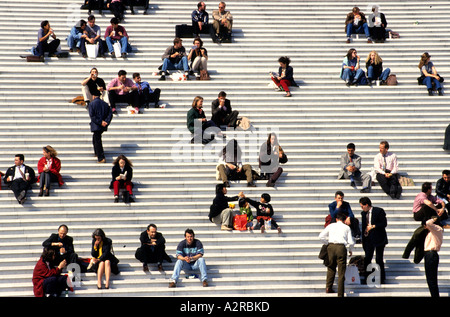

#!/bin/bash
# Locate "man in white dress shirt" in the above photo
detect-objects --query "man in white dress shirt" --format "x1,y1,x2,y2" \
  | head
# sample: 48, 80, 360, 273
3, 154, 36, 204
373, 140, 402, 199
319, 212, 355, 297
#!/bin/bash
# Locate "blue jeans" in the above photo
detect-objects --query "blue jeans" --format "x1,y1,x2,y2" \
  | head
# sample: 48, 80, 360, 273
67, 34, 82, 49
106, 36, 131, 54
367, 67, 391, 81
346, 23, 371, 38
341, 68, 365, 83
170, 257, 208, 283
423, 76, 442, 90
162, 56, 189, 72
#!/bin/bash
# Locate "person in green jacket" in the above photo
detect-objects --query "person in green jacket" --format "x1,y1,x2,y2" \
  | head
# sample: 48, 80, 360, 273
187, 96, 222, 144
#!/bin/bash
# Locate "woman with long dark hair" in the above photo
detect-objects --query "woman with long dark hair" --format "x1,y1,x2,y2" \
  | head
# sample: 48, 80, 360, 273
259, 133, 288, 187
418, 52, 444, 96
270, 56, 296, 97
109, 154, 134, 203
91, 228, 119, 289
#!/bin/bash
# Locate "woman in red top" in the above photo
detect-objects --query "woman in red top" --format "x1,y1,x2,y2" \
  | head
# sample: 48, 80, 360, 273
32, 248, 70, 297
37, 145, 64, 196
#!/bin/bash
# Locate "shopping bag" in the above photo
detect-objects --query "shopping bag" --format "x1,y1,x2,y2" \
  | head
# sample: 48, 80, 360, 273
233, 214, 247, 231
344, 264, 361, 285
86, 42, 99, 59
113, 41, 122, 57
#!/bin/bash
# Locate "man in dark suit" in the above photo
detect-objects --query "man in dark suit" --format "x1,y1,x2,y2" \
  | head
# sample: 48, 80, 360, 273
89, 95, 112, 163
3, 154, 36, 204
359, 196, 388, 284
42, 224, 78, 266
135, 224, 171, 272
211, 91, 239, 129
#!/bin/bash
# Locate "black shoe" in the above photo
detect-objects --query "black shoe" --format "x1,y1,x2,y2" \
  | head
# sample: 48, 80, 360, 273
438, 88, 444, 96
114, 196, 119, 203
428, 89, 433, 96
123, 191, 130, 203
247, 182, 256, 187
223, 181, 230, 187
158, 75, 166, 81
350, 181, 356, 188
360, 188, 370, 193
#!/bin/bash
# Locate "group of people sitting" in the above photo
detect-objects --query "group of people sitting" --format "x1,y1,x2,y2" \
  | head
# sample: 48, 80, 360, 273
342, 6, 444, 95
33, 224, 207, 295
337, 140, 402, 199
2, 147, 63, 204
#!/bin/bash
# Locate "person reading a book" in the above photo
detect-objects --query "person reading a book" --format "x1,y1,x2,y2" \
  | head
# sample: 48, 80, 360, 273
109, 154, 134, 203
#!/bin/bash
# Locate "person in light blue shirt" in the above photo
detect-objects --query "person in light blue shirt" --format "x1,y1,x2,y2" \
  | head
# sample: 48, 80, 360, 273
132, 73, 161, 108
340, 48, 367, 86
169, 229, 208, 288
67, 20, 88, 52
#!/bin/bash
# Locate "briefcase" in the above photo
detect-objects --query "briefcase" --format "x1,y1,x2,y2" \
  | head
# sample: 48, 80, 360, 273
175, 24, 194, 38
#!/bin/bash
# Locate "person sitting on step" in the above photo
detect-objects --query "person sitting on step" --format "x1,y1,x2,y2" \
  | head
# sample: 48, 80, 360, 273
109, 154, 135, 203
37, 146, 64, 197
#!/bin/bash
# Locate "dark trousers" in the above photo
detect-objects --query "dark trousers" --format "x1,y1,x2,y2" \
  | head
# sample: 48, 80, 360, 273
39, 172, 58, 190
92, 130, 105, 161
192, 21, 212, 36
80, 38, 105, 57
363, 243, 385, 283
326, 243, 347, 297
10, 179, 29, 200
36, 39, 60, 57
135, 244, 167, 265
403, 226, 428, 264
87, 0, 104, 11
137, 88, 161, 107
108, 90, 139, 109
424, 250, 440, 297
43, 275, 68, 297
109, 1, 126, 20
262, 167, 283, 186
414, 204, 448, 225
376, 173, 402, 198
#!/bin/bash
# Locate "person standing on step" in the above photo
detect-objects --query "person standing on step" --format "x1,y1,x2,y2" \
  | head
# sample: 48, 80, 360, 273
359, 197, 388, 284
135, 224, 171, 272
169, 229, 208, 288
319, 212, 355, 297
423, 217, 444, 297
37, 145, 64, 197
270, 56, 297, 97
109, 154, 135, 203
373, 140, 402, 199
89, 95, 112, 163
3, 154, 36, 204
107, 69, 140, 114
338, 142, 371, 193
418, 52, 444, 96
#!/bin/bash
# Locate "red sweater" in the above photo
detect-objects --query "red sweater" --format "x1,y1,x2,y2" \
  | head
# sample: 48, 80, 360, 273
37, 156, 64, 187
32, 257, 61, 297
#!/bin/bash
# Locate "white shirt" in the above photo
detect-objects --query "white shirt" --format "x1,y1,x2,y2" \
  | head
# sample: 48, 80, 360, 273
13, 165, 26, 181
319, 221, 355, 251
374, 152, 399, 175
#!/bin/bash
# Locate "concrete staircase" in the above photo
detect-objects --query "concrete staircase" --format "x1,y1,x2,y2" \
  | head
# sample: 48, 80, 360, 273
0, 0, 450, 297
